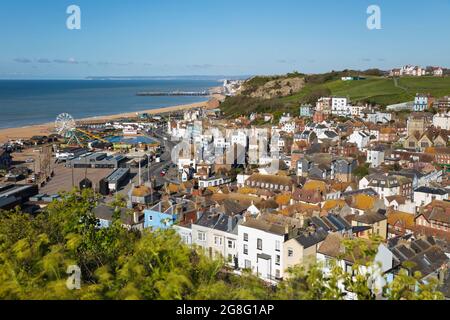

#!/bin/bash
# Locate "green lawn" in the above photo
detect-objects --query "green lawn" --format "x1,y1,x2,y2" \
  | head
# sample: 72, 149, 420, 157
221, 75, 450, 117
283, 76, 450, 106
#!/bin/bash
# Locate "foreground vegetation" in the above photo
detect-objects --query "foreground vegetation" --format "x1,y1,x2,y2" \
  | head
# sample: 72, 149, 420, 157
0, 189, 444, 300
221, 70, 450, 118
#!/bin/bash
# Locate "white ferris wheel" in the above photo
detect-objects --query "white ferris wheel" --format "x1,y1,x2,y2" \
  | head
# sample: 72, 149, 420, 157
55, 113, 81, 145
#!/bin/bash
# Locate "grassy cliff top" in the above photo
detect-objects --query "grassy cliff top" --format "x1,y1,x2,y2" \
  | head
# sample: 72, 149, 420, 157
221, 71, 450, 118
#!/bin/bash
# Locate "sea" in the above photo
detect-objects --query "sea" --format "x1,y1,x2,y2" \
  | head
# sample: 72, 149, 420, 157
0, 79, 221, 129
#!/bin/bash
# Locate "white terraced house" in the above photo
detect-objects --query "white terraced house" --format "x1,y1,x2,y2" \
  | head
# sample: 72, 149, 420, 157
238, 218, 288, 283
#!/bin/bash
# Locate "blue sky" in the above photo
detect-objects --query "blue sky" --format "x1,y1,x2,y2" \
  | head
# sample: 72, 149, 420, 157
0, 0, 449, 78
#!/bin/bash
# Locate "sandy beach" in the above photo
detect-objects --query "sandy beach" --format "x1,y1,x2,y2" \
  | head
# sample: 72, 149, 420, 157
0, 100, 208, 144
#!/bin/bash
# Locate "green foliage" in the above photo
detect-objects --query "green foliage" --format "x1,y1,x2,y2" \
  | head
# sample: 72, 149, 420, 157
0, 189, 445, 300
353, 164, 370, 180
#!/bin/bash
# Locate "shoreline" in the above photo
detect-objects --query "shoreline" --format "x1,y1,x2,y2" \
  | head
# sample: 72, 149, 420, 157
0, 100, 209, 143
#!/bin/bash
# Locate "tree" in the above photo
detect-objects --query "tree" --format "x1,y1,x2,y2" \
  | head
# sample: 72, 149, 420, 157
0, 188, 445, 300
353, 164, 370, 179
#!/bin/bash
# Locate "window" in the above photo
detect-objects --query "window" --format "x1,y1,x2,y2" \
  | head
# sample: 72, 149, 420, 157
288, 248, 294, 257
245, 260, 251, 269
149, 215, 153, 221
275, 240, 281, 252
257, 239, 263, 250
275, 269, 281, 279
276, 255, 281, 266
243, 244, 248, 255
214, 236, 222, 246
243, 233, 248, 242
228, 240, 234, 249
198, 232, 206, 242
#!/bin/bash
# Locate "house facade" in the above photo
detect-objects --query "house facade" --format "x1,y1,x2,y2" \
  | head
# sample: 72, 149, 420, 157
192, 212, 241, 267
238, 218, 288, 282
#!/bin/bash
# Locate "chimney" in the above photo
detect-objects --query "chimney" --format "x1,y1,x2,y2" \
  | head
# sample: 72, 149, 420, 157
299, 215, 305, 228
284, 224, 290, 235
133, 211, 140, 224
227, 215, 235, 232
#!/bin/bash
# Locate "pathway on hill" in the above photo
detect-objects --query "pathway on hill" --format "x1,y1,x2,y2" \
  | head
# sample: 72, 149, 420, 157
393, 77, 409, 92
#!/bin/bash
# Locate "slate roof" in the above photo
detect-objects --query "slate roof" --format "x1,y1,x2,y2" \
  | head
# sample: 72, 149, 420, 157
294, 228, 328, 249
408, 246, 448, 278
352, 211, 387, 225
418, 200, 450, 225
242, 218, 287, 236
93, 205, 142, 226
415, 186, 448, 196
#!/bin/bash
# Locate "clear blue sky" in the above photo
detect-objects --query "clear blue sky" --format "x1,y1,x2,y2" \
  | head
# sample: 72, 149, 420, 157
1, 0, 449, 79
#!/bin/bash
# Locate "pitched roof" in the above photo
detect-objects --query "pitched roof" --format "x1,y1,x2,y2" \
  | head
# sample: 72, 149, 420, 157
415, 186, 448, 196
387, 211, 415, 230
93, 205, 140, 226
385, 195, 407, 205
318, 233, 380, 264
352, 211, 387, 224
418, 200, 450, 225
317, 232, 344, 257
303, 180, 327, 192
294, 229, 328, 248
241, 218, 287, 236
351, 194, 377, 211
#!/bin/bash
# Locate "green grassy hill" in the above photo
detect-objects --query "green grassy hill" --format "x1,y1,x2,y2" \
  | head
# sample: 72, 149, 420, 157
220, 73, 450, 118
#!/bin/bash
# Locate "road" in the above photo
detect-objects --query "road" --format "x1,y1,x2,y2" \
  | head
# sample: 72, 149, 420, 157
115, 126, 181, 197
140, 126, 180, 186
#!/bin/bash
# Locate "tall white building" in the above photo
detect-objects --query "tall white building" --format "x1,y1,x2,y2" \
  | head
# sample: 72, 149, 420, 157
331, 97, 350, 116
433, 112, 450, 130
367, 148, 385, 168
238, 218, 288, 282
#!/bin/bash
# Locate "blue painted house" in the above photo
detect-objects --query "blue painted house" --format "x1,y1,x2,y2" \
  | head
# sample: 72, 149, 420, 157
144, 201, 178, 230
413, 94, 429, 112
144, 199, 198, 230
300, 104, 313, 117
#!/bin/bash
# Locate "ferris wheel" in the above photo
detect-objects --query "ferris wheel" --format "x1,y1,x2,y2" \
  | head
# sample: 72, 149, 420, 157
55, 113, 81, 145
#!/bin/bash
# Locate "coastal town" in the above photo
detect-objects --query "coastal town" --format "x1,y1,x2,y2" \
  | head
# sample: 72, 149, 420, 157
1, 69, 449, 300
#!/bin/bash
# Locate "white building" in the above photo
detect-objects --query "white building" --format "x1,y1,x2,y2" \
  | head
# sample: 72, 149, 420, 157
192, 213, 241, 267
433, 112, 450, 130
238, 218, 288, 282
279, 113, 293, 124
332, 97, 348, 112
367, 148, 385, 168
231, 130, 248, 148
281, 121, 296, 134
364, 112, 393, 124
174, 225, 193, 245
413, 187, 449, 208
348, 130, 371, 150
198, 176, 232, 189
237, 173, 251, 187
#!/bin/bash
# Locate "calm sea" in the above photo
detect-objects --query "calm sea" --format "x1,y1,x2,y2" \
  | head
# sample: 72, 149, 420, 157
0, 79, 219, 129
